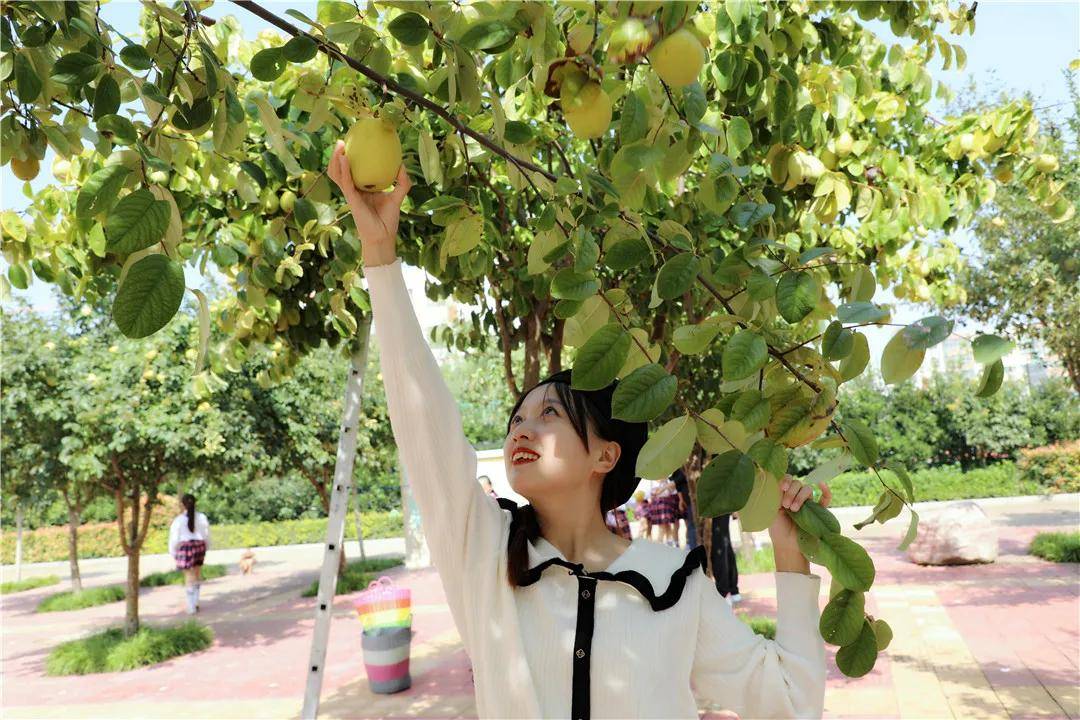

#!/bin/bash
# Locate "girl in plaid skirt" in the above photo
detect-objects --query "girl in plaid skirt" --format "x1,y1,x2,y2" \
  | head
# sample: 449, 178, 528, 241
168, 494, 211, 614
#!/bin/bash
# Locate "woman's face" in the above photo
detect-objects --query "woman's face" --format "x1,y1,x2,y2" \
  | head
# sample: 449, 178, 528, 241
503, 384, 620, 501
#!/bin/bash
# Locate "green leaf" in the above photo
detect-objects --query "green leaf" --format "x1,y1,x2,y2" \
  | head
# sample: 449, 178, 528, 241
503, 120, 534, 144
776, 271, 819, 323
119, 44, 153, 70
731, 389, 770, 433
112, 254, 185, 338
97, 114, 136, 145
619, 90, 648, 144
835, 620, 878, 678
839, 332, 870, 382
93, 74, 121, 119
790, 501, 842, 538
820, 589, 866, 646
841, 419, 878, 467
745, 268, 776, 300
901, 315, 953, 350
694, 409, 749, 455
14, 53, 41, 103
726, 116, 752, 157
604, 237, 650, 271
872, 618, 893, 652
104, 190, 171, 255
282, 36, 318, 62
881, 328, 924, 385
444, 212, 483, 256
972, 334, 1014, 365
747, 438, 788, 479
730, 201, 775, 228
459, 21, 516, 51
388, 12, 430, 46
611, 363, 677, 422
76, 165, 131, 220
51, 52, 101, 85
551, 268, 600, 301
818, 531, 876, 591
656, 252, 701, 300
251, 48, 287, 81
822, 321, 854, 360
798, 246, 835, 264
636, 414, 698, 480
697, 450, 756, 516
172, 98, 212, 132
836, 302, 888, 324
571, 324, 631, 390
722, 330, 767, 381
975, 359, 1004, 398
7, 264, 29, 290
684, 83, 706, 125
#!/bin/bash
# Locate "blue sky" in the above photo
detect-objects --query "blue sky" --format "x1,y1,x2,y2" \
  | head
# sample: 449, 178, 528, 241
3, 1, 1078, 364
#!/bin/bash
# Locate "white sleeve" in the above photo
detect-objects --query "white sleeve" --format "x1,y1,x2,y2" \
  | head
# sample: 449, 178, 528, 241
198, 513, 210, 550
168, 517, 180, 558
691, 571, 827, 719
364, 259, 508, 651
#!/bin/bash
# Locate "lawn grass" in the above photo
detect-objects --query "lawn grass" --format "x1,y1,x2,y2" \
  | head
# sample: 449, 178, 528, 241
301, 557, 404, 597
45, 621, 213, 675
0, 575, 60, 594
1030, 531, 1080, 563
735, 546, 777, 575
740, 615, 777, 639
36, 585, 126, 613
139, 564, 227, 587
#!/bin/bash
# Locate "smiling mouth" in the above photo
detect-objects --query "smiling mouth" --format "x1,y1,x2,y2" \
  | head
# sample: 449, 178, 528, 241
512, 454, 540, 466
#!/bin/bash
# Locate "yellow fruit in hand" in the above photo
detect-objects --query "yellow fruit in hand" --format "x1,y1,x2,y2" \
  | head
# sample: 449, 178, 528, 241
1034, 154, 1059, 173
563, 81, 612, 139
11, 156, 40, 182
344, 114, 402, 191
648, 28, 706, 88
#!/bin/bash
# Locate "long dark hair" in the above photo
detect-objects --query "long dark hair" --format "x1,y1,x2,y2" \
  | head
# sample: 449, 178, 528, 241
182, 493, 196, 532
504, 369, 647, 587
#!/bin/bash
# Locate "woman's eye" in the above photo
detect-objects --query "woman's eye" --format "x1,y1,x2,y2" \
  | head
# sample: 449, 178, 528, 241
544, 406, 557, 415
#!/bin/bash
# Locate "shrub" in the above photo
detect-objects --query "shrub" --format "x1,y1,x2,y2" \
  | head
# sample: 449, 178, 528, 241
37, 585, 126, 613
45, 622, 213, 675
740, 616, 777, 639
301, 557, 404, 597
820, 462, 1032, 507
0, 575, 60, 594
1017, 442, 1080, 494
1, 510, 403, 564
139, 565, 227, 587
735, 546, 776, 575
1029, 532, 1080, 563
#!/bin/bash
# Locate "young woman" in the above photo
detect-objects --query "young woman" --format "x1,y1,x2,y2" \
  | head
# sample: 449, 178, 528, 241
328, 143, 831, 719
167, 494, 210, 614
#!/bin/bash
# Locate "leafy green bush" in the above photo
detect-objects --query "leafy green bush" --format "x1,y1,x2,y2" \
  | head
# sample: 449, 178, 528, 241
821, 462, 1039, 507
301, 557, 404, 598
45, 622, 213, 675
735, 546, 776, 575
740, 616, 777, 639
1029, 532, 1080, 563
37, 585, 126, 613
0, 575, 60, 594
1, 510, 403, 564
139, 565, 227, 587
1017, 442, 1080, 493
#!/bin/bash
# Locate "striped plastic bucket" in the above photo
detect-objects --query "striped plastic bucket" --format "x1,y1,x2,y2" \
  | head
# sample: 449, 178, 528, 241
360, 606, 412, 632
361, 625, 413, 694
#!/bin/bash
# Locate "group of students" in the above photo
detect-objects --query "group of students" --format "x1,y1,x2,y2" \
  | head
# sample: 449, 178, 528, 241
602, 469, 742, 604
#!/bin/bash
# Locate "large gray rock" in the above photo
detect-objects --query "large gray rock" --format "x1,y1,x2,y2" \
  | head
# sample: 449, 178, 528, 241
906, 500, 998, 565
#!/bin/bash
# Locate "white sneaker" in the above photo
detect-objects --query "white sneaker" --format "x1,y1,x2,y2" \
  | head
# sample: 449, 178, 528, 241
723, 594, 732, 606
730, 593, 742, 604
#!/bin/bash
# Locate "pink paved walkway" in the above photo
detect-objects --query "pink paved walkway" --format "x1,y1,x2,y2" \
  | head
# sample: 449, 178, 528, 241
2, 504, 1077, 719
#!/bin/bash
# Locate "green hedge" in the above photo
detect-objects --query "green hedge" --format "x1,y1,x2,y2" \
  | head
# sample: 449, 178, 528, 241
821, 462, 1047, 507
1018, 442, 1080, 494
37, 585, 126, 613
0, 575, 60, 594
1029, 532, 1080, 563
45, 622, 213, 675
1, 511, 403, 565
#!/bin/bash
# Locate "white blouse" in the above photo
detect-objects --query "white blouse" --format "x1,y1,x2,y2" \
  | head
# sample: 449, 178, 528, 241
168, 512, 211, 557
366, 258, 827, 719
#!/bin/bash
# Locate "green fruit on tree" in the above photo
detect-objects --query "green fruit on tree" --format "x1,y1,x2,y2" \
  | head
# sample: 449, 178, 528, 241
607, 17, 655, 64
993, 164, 1014, 183
1034, 154, 1058, 173
563, 81, 612, 139
648, 28, 706, 87
344, 114, 402, 191
11, 156, 40, 181
280, 190, 296, 213
262, 193, 279, 214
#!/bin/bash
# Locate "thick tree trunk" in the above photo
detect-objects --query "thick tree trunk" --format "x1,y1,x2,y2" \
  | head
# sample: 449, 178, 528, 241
67, 505, 83, 593
14, 505, 24, 582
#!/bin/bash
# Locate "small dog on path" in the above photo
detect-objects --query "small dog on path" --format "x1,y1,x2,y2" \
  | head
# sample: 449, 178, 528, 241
239, 549, 257, 575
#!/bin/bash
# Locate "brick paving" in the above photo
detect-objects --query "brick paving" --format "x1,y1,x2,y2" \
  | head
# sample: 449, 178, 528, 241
2, 495, 1076, 719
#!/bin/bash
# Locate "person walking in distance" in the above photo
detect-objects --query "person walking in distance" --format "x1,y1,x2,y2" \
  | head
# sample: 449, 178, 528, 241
327, 143, 831, 719
168, 494, 210, 614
